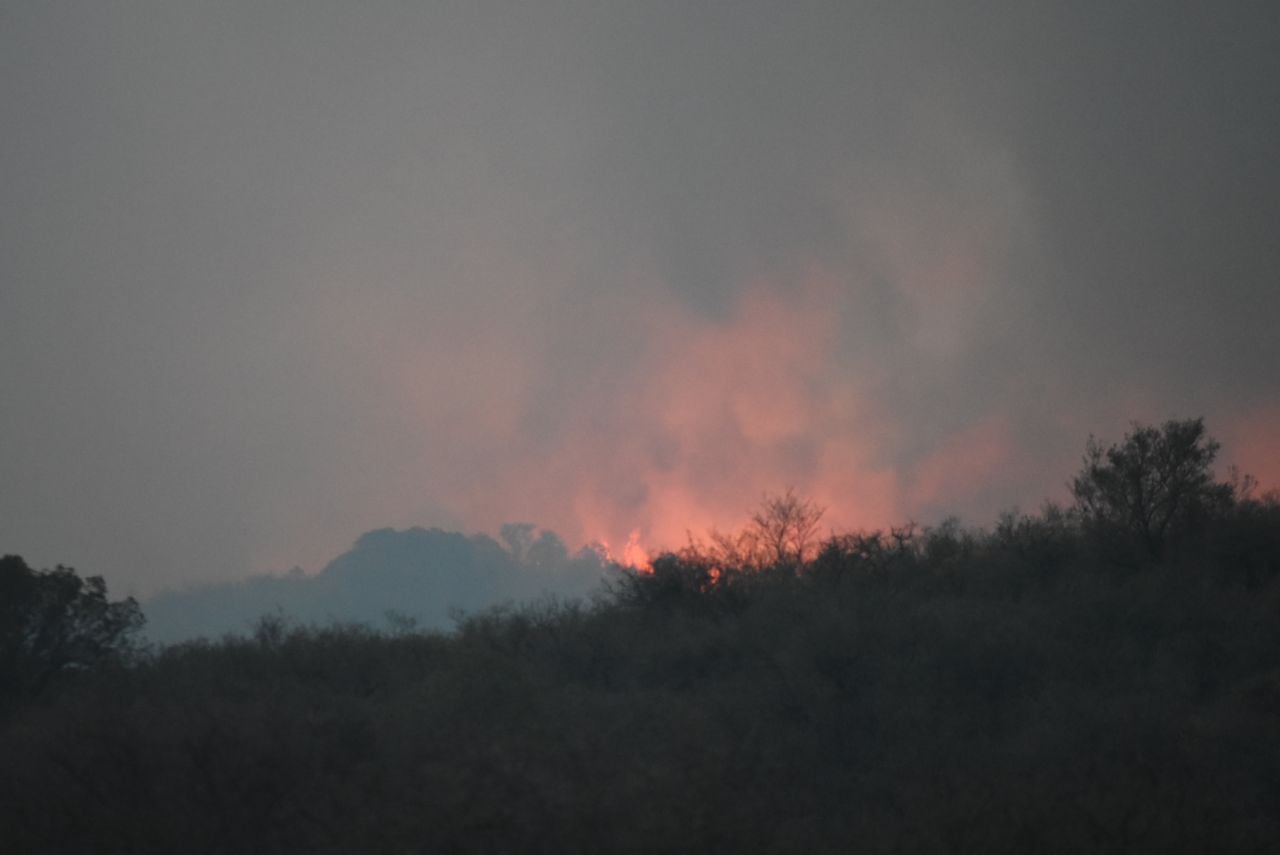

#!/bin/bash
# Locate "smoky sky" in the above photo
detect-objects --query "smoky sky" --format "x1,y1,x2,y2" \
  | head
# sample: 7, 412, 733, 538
3, 2, 1278, 594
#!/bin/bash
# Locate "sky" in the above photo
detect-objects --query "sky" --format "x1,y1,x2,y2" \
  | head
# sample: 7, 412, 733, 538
3, 2, 1278, 596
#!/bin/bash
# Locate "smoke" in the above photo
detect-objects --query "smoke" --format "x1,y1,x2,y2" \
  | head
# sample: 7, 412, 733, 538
261, 190, 1035, 572
2, 3, 1277, 594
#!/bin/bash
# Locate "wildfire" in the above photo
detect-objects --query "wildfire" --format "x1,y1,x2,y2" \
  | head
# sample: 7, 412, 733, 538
621, 529, 652, 572
597, 528, 653, 572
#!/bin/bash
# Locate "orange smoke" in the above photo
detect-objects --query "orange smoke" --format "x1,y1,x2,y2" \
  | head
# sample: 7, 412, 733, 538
256, 254, 1049, 580
906, 416, 1016, 509
367, 263, 884, 558
368, 254, 1051, 567
540, 271, 887, 554
1222, 405, 1280, 494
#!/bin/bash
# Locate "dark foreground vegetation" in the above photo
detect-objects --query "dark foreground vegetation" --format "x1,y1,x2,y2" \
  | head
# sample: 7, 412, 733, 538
3, 418, 1280, 853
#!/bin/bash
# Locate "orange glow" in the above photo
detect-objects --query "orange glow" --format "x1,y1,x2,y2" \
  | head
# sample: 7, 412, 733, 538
377, 266, 926, 560
542, 270, 905, 555
242, 114, 1044, 577
321, 240, 1045, 574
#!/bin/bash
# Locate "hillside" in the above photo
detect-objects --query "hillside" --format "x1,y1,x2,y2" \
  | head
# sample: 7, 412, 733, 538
3, 420, 1279, 853
142, 525, 607, 644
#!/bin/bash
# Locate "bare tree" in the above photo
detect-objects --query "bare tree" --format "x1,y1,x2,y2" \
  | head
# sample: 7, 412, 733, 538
751, 488, 825, 567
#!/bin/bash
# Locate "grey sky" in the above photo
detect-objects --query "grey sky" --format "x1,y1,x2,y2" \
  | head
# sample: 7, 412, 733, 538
3, 2, 1278, 594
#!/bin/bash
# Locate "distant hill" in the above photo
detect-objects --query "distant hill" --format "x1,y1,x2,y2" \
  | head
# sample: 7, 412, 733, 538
143, 526, 611, 644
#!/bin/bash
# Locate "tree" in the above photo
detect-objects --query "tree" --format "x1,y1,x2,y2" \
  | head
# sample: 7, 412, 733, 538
751, 488, 826, 567
704, 488, 826, 572
1070, 418, 1232, 563
0, 555, 144, 706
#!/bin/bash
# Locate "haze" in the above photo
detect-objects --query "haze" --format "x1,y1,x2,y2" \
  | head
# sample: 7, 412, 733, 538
3, 2, 1277, 596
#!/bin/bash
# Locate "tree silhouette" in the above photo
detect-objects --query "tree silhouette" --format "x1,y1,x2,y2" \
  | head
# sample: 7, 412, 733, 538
0, 555, 144, 706
694, 488, 827, 573
746, 488, 825, 568
1070, 418, 1232, 563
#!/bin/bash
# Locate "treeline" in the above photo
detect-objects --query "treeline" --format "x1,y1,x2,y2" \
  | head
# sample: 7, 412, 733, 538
3, 418, 1280, 853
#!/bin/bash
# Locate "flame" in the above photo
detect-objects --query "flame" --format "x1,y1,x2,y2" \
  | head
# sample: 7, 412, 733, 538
621, 529, 652, 572
594, 528, 652, 572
